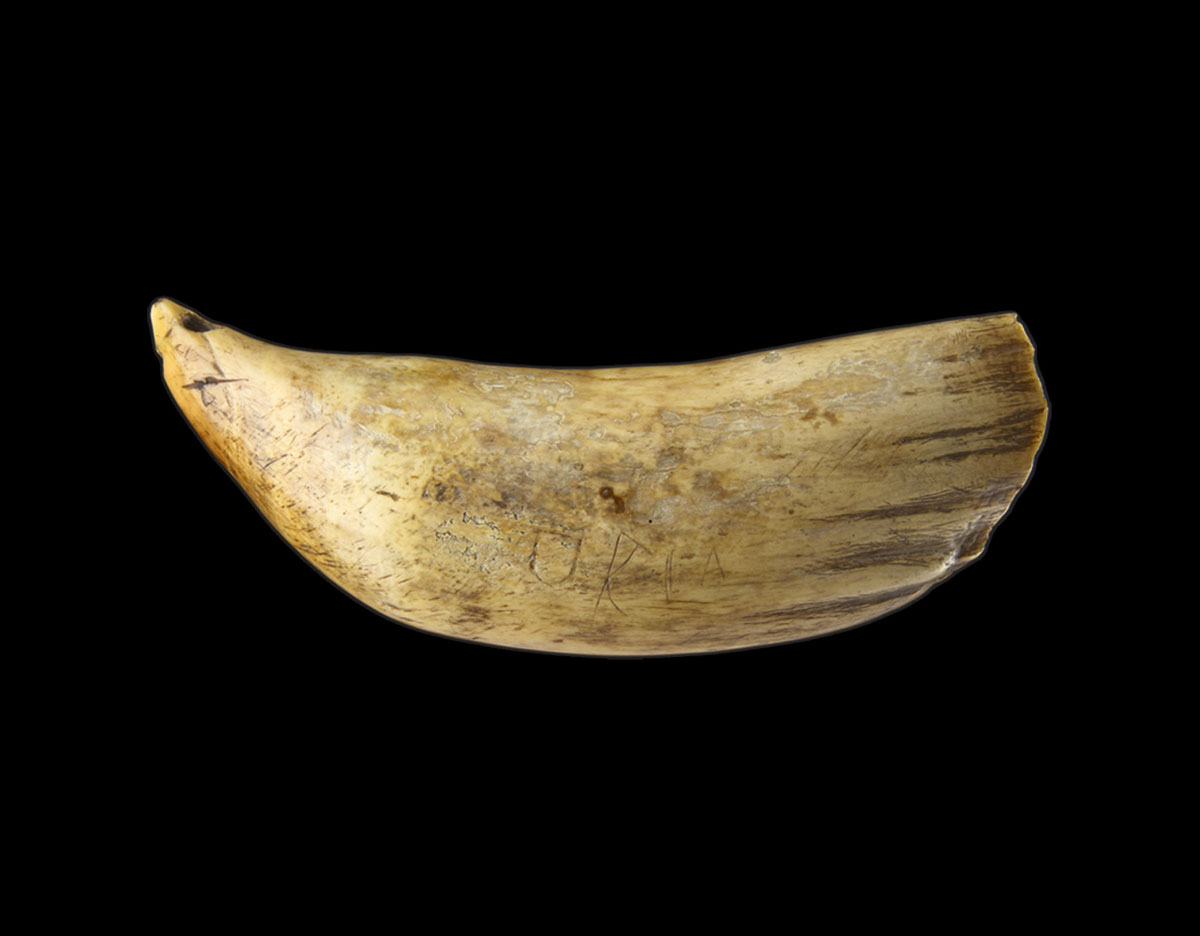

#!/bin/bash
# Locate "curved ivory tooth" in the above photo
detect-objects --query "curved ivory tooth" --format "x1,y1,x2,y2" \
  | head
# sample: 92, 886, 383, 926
151, 299, 1047, 655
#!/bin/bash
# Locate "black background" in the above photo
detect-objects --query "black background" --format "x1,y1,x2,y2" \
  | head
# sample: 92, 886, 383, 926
105, 101, 1083, 785
128, 223, 1065, 705
23, 20, 1148, 898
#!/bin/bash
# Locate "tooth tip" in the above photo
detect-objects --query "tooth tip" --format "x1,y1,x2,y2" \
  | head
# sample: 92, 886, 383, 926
150, 297, 219, 338
150, 297, 179, 326
149, 298, 171, 344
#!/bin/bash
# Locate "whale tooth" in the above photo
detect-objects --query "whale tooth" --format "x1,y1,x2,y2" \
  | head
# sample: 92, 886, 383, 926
151, 297, 1047, 655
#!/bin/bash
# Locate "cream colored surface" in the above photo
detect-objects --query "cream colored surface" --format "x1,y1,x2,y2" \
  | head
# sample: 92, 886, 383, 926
151, 298, 1047, 655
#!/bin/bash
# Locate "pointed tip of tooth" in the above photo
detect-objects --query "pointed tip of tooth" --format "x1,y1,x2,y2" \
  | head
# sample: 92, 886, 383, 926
149, 297, 219, 338
150, 296, 181, 316
149, 297, 183, 335
149, 298, 175, 350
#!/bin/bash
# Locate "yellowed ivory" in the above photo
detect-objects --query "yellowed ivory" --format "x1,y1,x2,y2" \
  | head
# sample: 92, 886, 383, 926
151, 298, 1047, 655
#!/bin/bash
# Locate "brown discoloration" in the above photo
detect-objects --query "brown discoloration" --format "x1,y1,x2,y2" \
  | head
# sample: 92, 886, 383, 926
181, 311, 215, 333
598, 486, 626, 514
817, 534, 954, 573
151, 297, 1046, 656
926, 439, 1040, 463
895, 408, 1043, 446
799, 406, 840, 428
422, 480, 459, 503
823, 481, 1021, 522
747, 581, 928, 624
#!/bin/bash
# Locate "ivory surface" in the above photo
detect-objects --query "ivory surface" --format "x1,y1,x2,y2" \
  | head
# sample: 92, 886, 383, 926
151, 299, 1047, 655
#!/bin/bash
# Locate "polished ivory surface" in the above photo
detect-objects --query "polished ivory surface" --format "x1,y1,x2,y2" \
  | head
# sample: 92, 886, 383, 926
151, 298, 1047, 655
